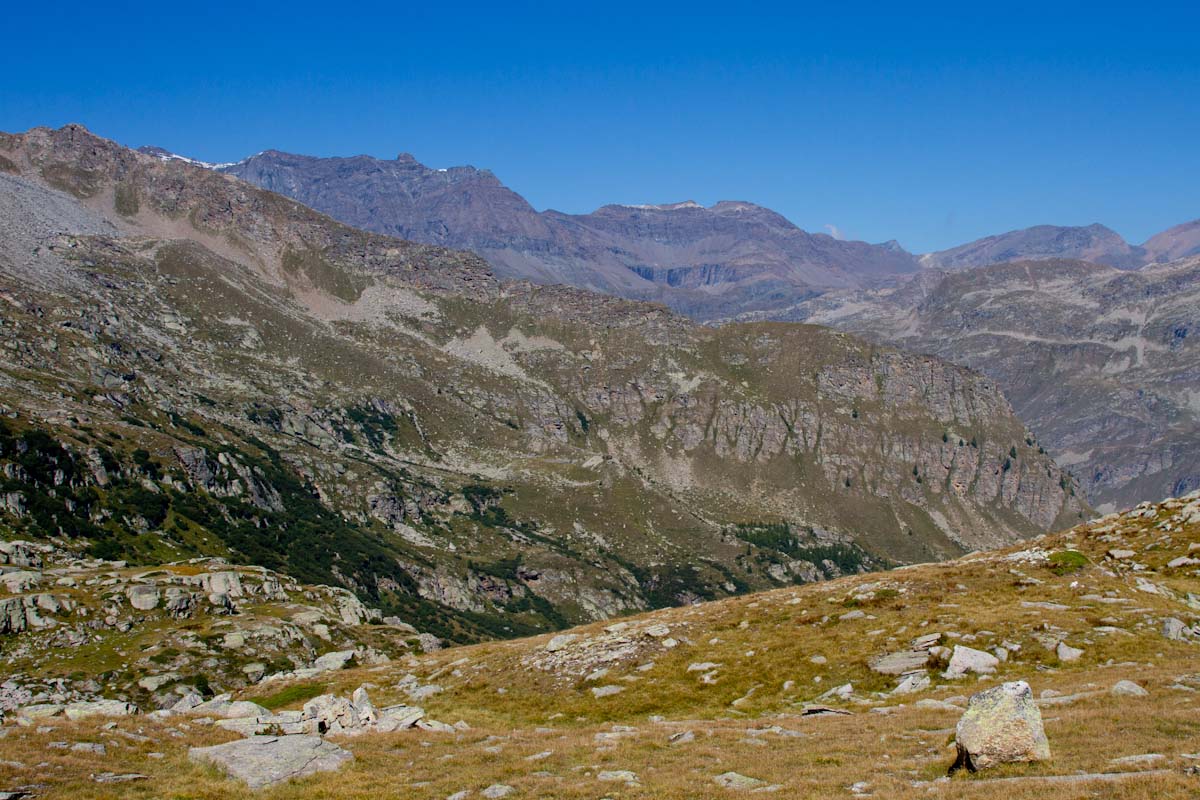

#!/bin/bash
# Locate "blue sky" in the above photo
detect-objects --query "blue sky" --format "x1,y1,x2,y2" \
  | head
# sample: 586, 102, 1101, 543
3, 1, 1198, 252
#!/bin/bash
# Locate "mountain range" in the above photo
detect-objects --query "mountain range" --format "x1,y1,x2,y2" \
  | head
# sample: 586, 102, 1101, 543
137, 144, 1199, 510
157, 146, 1200, 319
771, 258, 1200, 511
0, 125, 1084, 648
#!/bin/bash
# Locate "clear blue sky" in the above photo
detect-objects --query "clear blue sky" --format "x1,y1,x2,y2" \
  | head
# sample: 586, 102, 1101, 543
3, 1, 1198, 252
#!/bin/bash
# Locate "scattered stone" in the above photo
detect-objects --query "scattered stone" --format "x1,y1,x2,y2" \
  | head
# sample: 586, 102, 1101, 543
818, 683, 853, 701
713, 771, 765, 790
943, 645, 999, 678
91, 773, 147, 784
950, 681, 1050, 773
125, 584, 159, 611
545, 634, 578, 652
188, 735, 353, 789
63, 700, 138, 720
598, 770, 638, 784
1162, 618, 1191, 641
311, 650, 355, 672
892, 672, 930, 695
1110, 753, 1166, 767
137, 673, 179, 692
869, 650, 928, 676
591, 685, 624, 699
1056, 642, 1084, 662
1111, 680, 1148, 697
800, 705, 852, 716
481, 784, 514, 798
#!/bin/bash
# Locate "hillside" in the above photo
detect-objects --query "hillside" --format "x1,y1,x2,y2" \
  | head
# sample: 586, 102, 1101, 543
2, 489, 1198, 798
0, 124, 1084, 646
145, 141, 1200, 513
766, 259, 1200, 511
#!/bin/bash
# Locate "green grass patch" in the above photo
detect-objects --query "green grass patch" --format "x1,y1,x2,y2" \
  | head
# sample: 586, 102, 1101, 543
250, 682, 327, 710
1048, 549, 1088, 575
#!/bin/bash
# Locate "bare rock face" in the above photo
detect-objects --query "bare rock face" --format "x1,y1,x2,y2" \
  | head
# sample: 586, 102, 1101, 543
951, 681, 1051, 773
790, 257, 1200, 511
187, 735, 353, 789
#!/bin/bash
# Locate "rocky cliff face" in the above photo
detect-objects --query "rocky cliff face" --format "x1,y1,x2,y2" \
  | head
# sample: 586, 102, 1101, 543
772, 258, 1200, 511
210, 150, 920, 320
0, 125, 1085, 644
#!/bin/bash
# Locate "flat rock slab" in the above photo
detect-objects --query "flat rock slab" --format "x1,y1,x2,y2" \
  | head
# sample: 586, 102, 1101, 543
188, 735, 352, 789
869, 650, 929, 675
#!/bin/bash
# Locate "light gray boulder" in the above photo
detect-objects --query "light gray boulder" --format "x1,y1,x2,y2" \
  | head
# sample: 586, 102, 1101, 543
1056, 642, 1084, 662
892, 672, 930, 695
187, 735, 352, 788
125, 584, 159, 611
311, 649, 355, 672
869, 650, 929, 675
375, 704, 424, 732
63, 700, 138, 720
1162, 617, 1192, 641
943, 645, 999, 678
1111, 680, 1148, 697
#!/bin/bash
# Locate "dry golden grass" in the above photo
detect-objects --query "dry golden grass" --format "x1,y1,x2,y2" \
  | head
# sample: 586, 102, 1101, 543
3, 498, 1199, 798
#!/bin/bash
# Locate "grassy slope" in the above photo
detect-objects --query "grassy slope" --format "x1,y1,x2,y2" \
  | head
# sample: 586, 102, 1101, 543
4, 493, 1199, 798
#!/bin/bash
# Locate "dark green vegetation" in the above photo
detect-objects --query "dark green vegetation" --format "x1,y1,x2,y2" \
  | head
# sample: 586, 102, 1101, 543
1048, 549, 1089, 575
0, 414, 578, 642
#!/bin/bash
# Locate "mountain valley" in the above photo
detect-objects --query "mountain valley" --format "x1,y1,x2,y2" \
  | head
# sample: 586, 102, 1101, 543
0, 125, 1088, 653
169, 144, 1200, 513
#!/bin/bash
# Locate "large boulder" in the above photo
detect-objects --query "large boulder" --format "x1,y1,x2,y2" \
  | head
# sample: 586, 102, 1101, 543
126, 584, 160, 611
312, 649, 355, 672
187, 735, 352, 788
951, 681, 1050, 772
1162, 617, 1193, 641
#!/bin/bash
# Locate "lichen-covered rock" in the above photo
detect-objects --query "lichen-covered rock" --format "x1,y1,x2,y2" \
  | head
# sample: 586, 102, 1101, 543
951, 681, 1050, 772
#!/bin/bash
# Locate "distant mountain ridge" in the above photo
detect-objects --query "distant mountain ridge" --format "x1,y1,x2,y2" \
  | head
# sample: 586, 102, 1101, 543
200, 148, 921, 320
137, 145, 1199, 316
919, 223, 1148, 271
